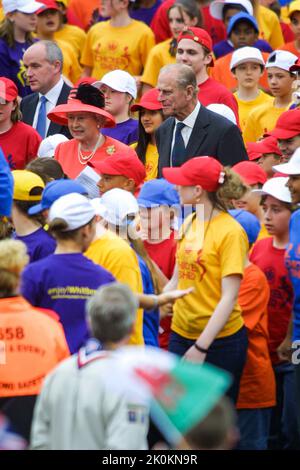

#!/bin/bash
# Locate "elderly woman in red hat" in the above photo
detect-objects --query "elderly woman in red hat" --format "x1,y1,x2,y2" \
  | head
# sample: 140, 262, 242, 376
163, 156, 248, 404
49, 83, 138, 179
131, 88, 164, 181
0, 77, 41, 170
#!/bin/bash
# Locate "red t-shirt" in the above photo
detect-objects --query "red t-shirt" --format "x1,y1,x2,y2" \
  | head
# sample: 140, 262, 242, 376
150, 0, 225, 45
198, 77, 240, 125
0, 122, 41, 170
144, 230, 177, 350
250, 237, 294, 365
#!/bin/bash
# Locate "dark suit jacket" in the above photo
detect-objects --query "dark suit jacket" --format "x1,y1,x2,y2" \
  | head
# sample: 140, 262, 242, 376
156, 105, 248, 177
20, 82, 72, 139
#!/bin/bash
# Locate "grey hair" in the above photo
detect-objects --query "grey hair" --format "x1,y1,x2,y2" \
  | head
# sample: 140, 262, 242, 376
159, 63, 198, 97
86, 283, 138, 343
40, 40, 63, 72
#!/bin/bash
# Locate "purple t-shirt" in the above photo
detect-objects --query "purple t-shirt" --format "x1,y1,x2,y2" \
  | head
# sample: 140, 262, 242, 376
0, 38, 33, 97
102, 118, 138, 145
14, 227, 56, 263
21, 253, 115, 353
213, 39, 273, 59
129, 0, 162, 26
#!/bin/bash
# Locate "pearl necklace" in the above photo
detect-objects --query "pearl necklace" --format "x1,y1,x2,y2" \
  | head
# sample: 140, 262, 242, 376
77, 135, 103, 165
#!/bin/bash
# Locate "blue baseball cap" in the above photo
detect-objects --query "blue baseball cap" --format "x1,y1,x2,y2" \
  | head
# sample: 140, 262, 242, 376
229, 209, 261, 245
28, 179, 88, 215
227, 12, 259, 36
137, 179, 180, 208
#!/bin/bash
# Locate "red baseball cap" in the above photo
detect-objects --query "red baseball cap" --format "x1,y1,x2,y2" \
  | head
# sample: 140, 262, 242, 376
246, 136, 282, 158
92, 153, 146, 187
131, 88, 162, 112
232, 161, 268, 186
163, 156, 224, 191
177, 27, 214, 66
246, 142, 262, 161
268, 109, 300, 140
0, 77, 18, 102
37, 0, 60, 14
74, 77, 97, 87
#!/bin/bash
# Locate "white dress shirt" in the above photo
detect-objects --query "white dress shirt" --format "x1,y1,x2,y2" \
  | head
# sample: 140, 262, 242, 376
170, 101, 201, 166
33, 77, 65, 135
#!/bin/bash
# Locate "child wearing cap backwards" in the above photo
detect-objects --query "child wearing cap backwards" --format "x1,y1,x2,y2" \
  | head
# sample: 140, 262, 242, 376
162, 156, 249, 403
93, 70, 138, 146
175, 27, 239, 122
141, 0, 202, 93
250, 177, 300, 449
267, 109, 300, 163
21, 193, 115, 354
228, 209, 276, 450
11, 170, 57, 263
0, 77, 41, 169
81, 0, 155, 80
130, 88, 164, 180
211, 13, 271, 92
246, 136, 282, 178
243, 50, 298, 143
280, 0, 300, 57
0, 0, 42, 97
138, 178, 180, 349
230, 47, 273, 133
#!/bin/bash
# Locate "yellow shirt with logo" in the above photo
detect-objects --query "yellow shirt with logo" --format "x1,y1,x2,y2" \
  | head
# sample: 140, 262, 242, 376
131, 142, 158, 181
172, 212, 247, 340
85, 231, 144, 346
257, 5, 284, 49
234, 90, 273, 133
141, 39, 176, 88
243, 100, 291, 143
54, 24, 87, 61
81, 19, 155, 79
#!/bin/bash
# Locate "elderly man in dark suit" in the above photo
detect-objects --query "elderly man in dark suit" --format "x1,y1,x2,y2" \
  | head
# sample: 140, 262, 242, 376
156, 63, 248, 176
21, 40, 72, 140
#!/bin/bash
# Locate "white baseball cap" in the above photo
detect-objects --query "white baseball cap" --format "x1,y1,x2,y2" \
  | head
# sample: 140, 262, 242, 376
230, 46, 265, 70
273, 148, 300, 175
252, 177, 292, 203
38, 134, 68, 158
209, 0, 253, 20
3, 0, 45, 14
49, 193, 95, 231
207, 103, 237, 125
266, 50, 298, 72
93, 70, 137, 100
92, 188, 139, 227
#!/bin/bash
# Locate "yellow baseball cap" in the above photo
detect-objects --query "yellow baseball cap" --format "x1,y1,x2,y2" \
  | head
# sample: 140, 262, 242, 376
288, 0, 300, 16
12, 170, 45, 201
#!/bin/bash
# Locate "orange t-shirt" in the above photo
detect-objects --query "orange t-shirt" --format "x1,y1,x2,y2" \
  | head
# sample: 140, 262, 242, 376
54, 136, 138, 179
0, 297, 69, 397
68, 0, 99, 30
211, 51, 270, 92
237, 264, 276, 409
280, 42, 300, 57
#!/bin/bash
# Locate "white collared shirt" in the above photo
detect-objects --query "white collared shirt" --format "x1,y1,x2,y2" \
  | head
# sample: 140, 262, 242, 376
170, 101, 201, 166
33, 77, 65, 135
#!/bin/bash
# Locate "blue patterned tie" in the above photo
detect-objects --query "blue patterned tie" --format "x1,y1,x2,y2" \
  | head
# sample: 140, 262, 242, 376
36, 95, 47, 138
171, 122, 186, 167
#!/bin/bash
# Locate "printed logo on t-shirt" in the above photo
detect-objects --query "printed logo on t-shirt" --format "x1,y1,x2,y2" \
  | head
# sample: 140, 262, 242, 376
94, 43, 131, 71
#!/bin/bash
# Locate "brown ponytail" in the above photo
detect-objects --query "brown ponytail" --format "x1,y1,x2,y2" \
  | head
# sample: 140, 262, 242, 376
207, 167, 248, 211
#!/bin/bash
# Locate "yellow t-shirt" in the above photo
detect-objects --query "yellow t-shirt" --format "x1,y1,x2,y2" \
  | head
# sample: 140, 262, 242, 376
243, 100, 291, 143
131, 142, 158, 181
81, 19, 155, 79
172, 212, 247, 340
0, 6, 4, 22
54, 24, 87, 61
257, 223, 269, 242
257, 5, 284, 49
85, 231, 144, 346
141, 39, 176, 88
234, 91, 273, 133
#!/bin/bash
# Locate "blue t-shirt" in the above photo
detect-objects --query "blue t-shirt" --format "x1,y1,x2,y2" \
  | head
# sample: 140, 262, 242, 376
0, 38, 33, 97
102, 118, 138, 145
137, 255, 159, 347
285, 210, 300, 341
213, 39, 273, 59
14, 227, 56, 263
21, 253, 115, 353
